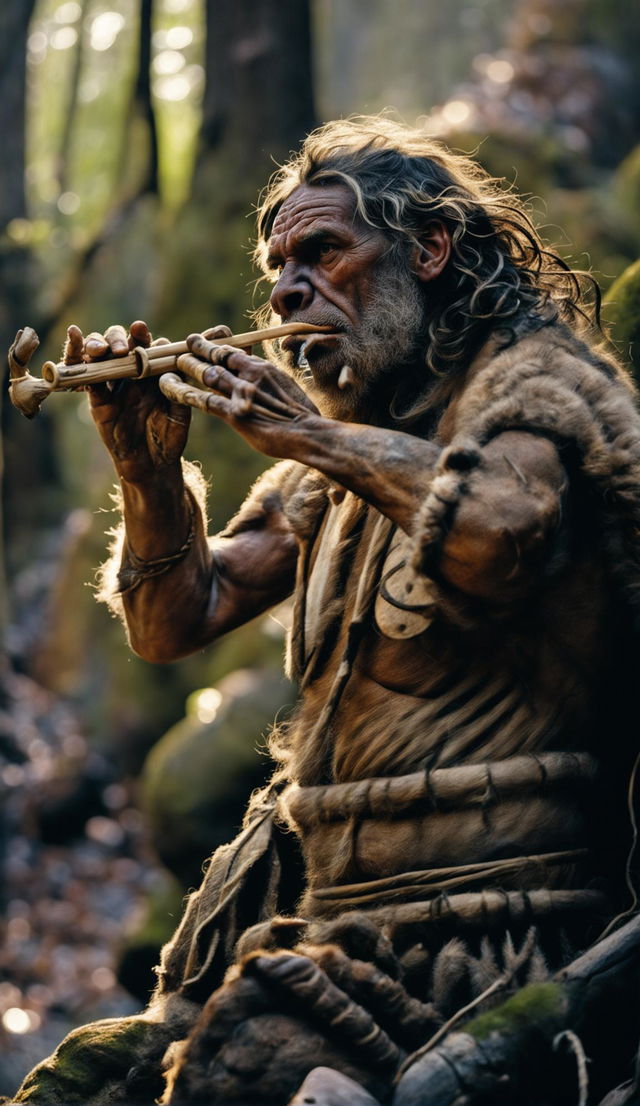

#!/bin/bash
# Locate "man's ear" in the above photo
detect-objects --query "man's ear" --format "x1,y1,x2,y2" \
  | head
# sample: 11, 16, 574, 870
411, 223, 451, 283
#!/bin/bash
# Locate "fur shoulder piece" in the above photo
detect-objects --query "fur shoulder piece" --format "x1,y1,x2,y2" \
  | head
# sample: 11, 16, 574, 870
414, 323, 640, 628
220, 460, 330, 543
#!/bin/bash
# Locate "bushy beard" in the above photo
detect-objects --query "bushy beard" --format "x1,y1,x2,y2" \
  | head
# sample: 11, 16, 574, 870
266, 254, 429, 424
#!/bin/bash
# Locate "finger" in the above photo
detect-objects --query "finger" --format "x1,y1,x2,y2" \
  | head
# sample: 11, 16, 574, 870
186, 333, 235, 365
202, 325, 232, 340
151, 336, 170, 347
104, 324, 129, 357
186, 334, 259, 374
177, 352, 235, 396
244, 953, 401, 1070
128, 320, 152, 350
231, 379, 257, 418
186, 334, 266, 382
64, 325, 85, 365
159, 373, 231, 419
85, 331, 110, 360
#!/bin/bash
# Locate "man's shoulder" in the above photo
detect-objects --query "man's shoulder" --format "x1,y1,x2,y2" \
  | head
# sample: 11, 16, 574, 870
452, 318, 638, 441
469, 317, 628, 384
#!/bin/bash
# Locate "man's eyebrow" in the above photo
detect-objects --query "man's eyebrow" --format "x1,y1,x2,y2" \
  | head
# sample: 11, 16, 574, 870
266, 225, 347, 267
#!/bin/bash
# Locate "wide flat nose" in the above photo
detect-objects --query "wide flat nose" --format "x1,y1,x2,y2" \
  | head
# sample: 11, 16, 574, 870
270, 263, 313, 319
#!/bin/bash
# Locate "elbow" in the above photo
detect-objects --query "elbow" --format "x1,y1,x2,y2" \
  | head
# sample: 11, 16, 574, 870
127, 628, 194, 665
439, 528, 523, 600
439, 507, 561, 602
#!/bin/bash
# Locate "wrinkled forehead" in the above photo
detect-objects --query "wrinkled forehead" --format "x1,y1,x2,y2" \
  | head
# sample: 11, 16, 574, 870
268, 183, 359, 245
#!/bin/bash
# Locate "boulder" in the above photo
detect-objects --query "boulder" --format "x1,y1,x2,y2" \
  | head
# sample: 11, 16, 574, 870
140, 668, 294, 888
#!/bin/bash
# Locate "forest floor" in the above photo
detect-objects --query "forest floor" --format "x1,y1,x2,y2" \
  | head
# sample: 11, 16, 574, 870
0, 661, 170, 1097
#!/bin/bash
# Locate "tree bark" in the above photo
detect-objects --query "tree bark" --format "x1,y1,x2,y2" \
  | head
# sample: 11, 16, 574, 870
0, 0, 38, 638
199, 0, 316, 174
157, 0, 316, 352
117, 0, 159, 198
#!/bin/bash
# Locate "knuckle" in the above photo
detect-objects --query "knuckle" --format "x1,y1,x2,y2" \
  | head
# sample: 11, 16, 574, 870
203, 325, 232, 340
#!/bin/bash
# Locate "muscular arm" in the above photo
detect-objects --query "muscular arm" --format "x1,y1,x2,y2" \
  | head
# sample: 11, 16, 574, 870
170, 340, 567, 607
287, 419, 566, 601
118, 463, 299, 664
73, 322, 299, 665
105, 328, 565, 662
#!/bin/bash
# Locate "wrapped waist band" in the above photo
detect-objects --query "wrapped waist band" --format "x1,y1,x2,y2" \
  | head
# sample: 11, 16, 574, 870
307, 847, 590, 910
282, 751, 597, 830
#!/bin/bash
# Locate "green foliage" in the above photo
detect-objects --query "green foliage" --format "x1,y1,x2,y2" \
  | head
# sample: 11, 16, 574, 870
615, 145, 640, 240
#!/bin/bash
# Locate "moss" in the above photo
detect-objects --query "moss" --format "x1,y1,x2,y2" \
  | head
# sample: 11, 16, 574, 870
603, 258, 640, 380
615, 145, 640, 238
465, 981, 567, 1042
13, 1014, 156, 1104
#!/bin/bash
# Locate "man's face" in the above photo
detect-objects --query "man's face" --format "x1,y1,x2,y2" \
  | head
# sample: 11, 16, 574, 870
264, 183, 427, 420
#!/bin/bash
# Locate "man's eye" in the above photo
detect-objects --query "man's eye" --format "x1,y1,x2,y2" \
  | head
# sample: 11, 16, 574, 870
319, 243, 338, 259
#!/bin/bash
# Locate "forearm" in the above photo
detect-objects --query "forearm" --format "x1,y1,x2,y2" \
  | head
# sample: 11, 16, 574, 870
289, 416, 440, 534
290, 420, 566, 600
99, 460, 300, 663
113, 464, 216, 661
119, 463, 192, 560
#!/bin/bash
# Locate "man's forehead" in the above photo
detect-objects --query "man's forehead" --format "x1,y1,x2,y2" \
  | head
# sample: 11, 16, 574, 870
269, 184, 358, 244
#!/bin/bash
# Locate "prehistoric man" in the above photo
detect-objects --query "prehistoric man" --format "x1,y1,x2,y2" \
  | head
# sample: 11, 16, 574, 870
11, 116, 640, 1105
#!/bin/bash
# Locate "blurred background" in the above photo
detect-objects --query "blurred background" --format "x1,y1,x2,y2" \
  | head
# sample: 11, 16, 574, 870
1, 0, 639, 1092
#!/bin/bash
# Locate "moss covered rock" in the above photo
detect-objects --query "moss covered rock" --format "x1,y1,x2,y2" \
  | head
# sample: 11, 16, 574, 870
117, 875, 186, 1004
603, 257, 640, 380
140, 667, 295, 888
615, 144, 640, 239
12, 1012, 164, 1105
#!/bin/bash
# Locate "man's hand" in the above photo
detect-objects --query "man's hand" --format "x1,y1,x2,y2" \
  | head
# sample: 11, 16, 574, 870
167, 333, 321, 461
65, 322, 232, 484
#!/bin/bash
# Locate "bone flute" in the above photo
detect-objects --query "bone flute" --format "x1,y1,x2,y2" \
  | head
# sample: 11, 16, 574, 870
8, 323, 330, 419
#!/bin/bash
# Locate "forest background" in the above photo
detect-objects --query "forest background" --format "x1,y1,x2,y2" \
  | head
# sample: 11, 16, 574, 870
1, 0, 640, 1093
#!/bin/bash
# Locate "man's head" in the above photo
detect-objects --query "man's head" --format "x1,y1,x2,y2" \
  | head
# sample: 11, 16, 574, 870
255, 115, 594, 424
262, 181, 448, 420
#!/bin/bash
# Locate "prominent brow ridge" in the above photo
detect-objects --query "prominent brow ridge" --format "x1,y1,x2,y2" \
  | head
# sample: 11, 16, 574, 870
266, 226, 345, 268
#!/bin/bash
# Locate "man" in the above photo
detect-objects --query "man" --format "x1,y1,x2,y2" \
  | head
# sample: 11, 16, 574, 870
12, 116, 640, 1105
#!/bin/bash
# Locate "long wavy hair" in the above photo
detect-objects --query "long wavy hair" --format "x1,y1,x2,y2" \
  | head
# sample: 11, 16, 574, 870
254, 116, 600, 397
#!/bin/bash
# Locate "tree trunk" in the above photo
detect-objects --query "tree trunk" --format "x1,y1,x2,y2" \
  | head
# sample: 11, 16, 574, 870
156, 0, 316, 411
199, 0, 316, 174
116, 0, 159, 199
0, 0, 38, 638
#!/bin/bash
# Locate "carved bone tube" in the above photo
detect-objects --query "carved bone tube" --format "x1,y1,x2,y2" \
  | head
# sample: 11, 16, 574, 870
8, 322, 330, 418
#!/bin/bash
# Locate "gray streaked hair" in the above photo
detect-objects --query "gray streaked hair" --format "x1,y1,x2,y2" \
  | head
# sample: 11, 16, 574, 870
254, 116, 600, 397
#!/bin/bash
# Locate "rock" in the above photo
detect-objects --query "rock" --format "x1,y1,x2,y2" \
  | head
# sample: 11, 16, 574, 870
604, 258, 640, 381
615, 145, 640, 239
140, 668, 294, 887
116, 875, 185, 1004
288, 1066, 382, 1105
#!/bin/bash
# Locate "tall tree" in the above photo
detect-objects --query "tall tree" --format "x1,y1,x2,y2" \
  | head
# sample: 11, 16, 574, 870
199, 0, 315, 173
158, 0, 316, 343
0, 0, 39, 633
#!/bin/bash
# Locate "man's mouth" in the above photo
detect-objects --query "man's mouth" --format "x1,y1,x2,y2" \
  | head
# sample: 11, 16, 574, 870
281, 330, 340, 365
